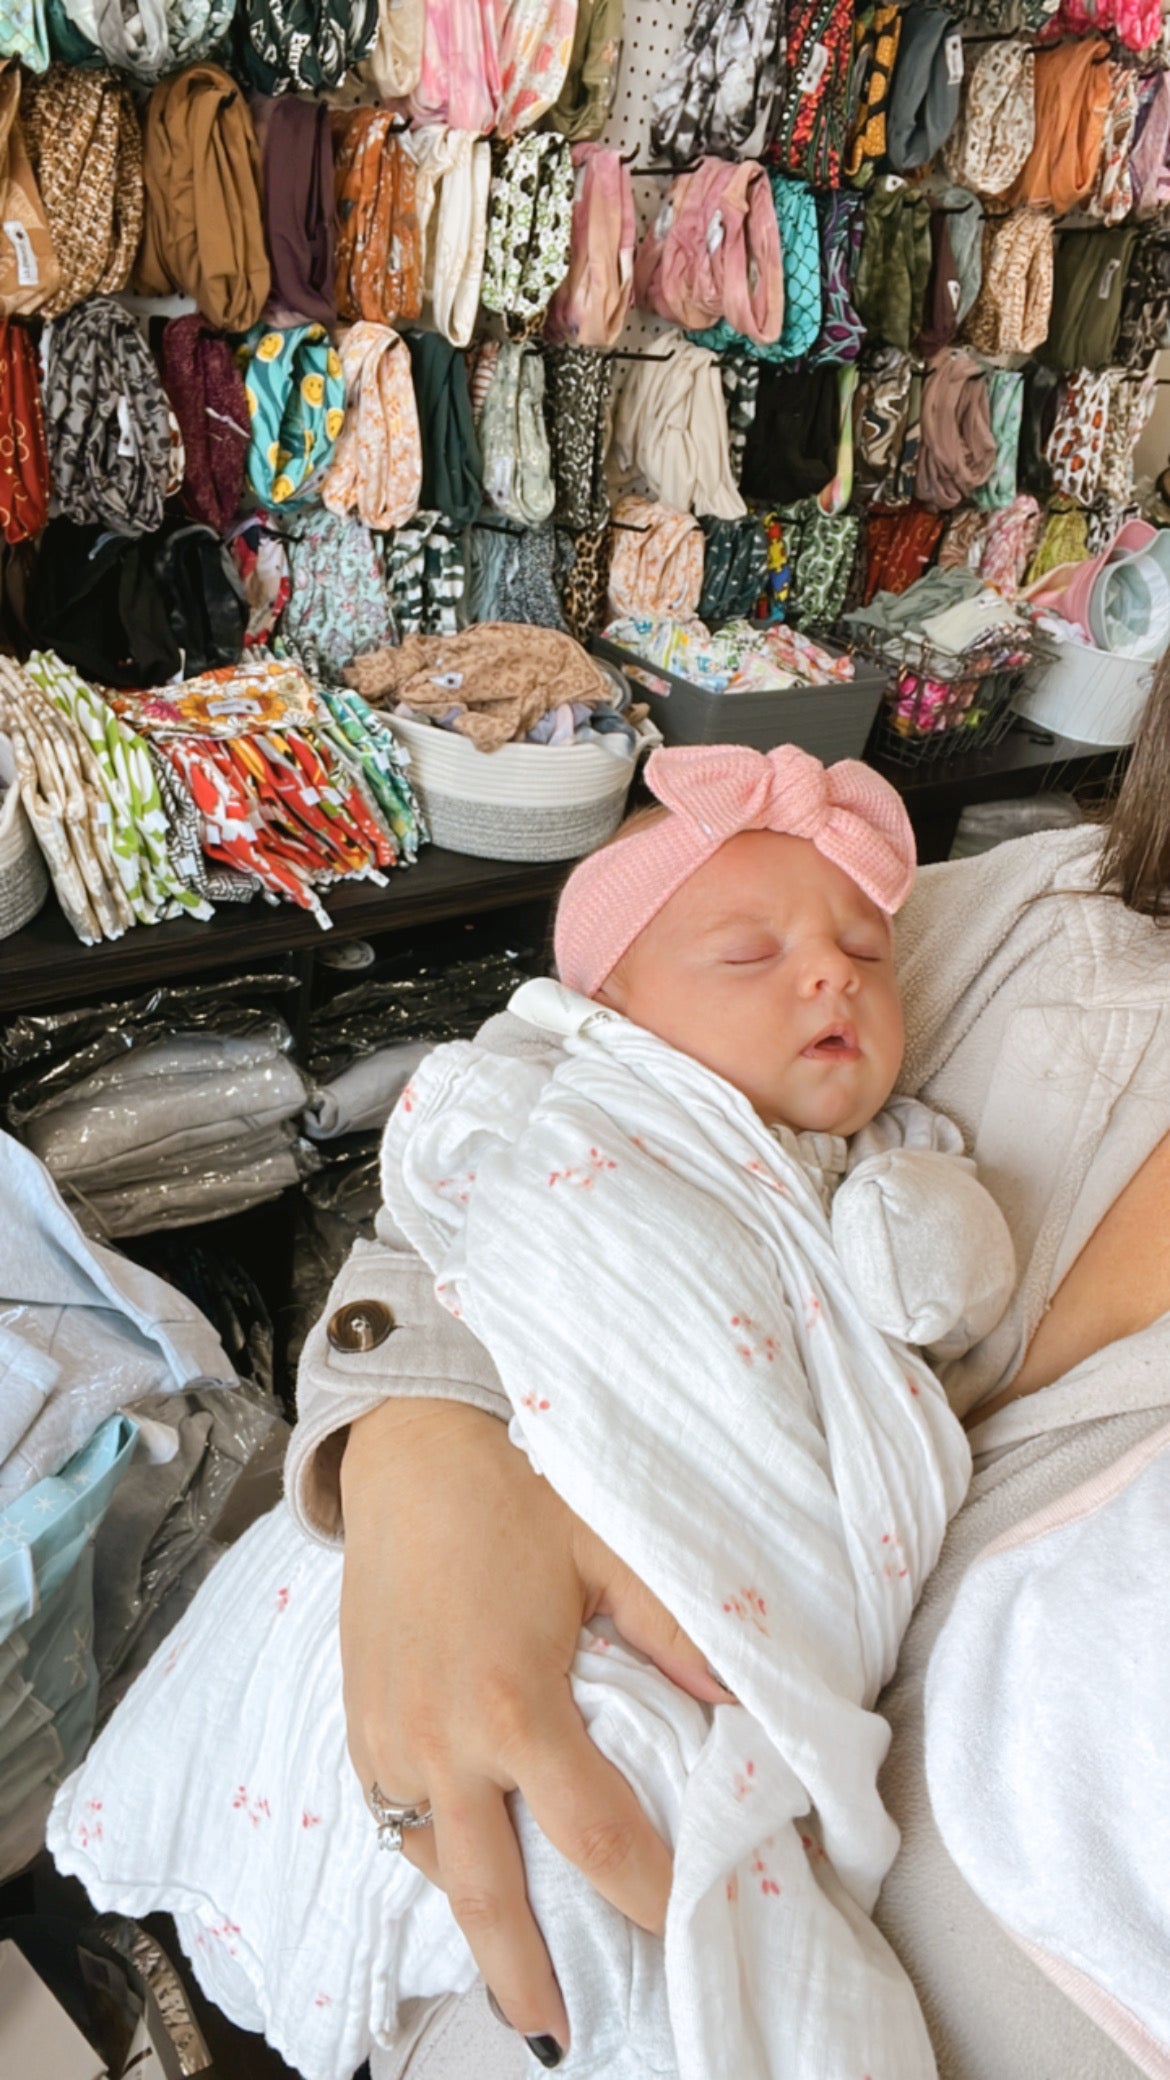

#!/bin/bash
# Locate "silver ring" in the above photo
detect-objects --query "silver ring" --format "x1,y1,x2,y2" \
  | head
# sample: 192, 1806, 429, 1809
370, 1780, 434, 1854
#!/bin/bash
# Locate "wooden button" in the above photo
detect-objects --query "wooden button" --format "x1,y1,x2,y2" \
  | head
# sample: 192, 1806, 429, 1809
327, 1300, 395, 1353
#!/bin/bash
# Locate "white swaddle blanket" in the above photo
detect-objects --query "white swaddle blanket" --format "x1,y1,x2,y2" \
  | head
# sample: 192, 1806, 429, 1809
380, 979, 972, 2078
51, 979, 975, 2080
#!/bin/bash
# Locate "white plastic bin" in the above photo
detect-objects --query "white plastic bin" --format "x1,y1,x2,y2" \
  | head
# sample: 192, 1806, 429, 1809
1012, 637, 1154, 747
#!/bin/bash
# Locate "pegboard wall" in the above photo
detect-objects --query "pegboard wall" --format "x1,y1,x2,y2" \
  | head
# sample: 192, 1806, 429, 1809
594, 0, 696, 354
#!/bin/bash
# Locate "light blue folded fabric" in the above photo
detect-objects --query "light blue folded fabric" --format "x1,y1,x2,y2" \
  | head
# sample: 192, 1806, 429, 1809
0, 1415, 138, 1641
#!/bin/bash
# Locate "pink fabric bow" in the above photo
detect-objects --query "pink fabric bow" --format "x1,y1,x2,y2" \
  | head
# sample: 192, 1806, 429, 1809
555, 743, 916, 998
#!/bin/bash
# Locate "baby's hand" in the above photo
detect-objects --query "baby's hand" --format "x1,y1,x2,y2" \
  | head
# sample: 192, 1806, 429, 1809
832, 1145, 1016, 1352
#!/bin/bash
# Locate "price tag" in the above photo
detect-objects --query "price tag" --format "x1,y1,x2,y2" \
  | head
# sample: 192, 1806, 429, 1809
706, 210, 725, 254
3, 220, 37, 286
116, 397, 136, 459
945, 32, 964, 84
799, 40, 829, 93
1098, 257, 1122, 299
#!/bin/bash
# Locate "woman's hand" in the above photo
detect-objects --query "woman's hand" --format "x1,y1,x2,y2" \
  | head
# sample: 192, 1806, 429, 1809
339, 1395, 728, 2054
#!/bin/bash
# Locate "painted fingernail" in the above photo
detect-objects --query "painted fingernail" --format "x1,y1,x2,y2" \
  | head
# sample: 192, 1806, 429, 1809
525, 2036, 564, 2068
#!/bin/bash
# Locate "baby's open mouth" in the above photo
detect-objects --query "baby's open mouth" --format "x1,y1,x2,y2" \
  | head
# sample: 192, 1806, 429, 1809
801, 1023, 861, 1061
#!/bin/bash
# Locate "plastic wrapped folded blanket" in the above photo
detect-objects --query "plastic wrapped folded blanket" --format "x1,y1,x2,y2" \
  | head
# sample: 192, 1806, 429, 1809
14, 1027, 318, 1237
48, 982, 979, 2080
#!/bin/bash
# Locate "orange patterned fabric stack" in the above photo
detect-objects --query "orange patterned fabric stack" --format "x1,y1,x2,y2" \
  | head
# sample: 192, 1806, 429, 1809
332, 110, 423, 326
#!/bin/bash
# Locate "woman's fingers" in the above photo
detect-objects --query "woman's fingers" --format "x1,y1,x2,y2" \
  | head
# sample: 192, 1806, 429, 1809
586, 1545, 736, 1707
513, 1692, 674, 1935
425, 1777, 570, 2051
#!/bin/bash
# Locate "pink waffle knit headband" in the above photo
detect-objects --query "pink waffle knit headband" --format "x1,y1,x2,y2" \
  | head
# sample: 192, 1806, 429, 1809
555, 743, 917, 999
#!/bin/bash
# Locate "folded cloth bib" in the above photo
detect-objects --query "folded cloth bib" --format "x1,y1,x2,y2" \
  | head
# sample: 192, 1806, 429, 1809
359, 0, 423, 95
772, 0, 854, 187
84, 0, 232, 76
0, 59, 57, 315
1131, 70, 1170, 218
406, 329, 482, 527
965, 208, 1053, 357
973, 369, 1024, 513
482, 131, 574, 327
1042, 225, 1138, 372
280, 507, 396, 686
136, 64, 270, 333
606, 495, 704, 618
944, 37, 1033, 196
253, 96, 336, 327
45, 297, 172, 538
240, 0, 377, 91
1099, 367, 1156, 510
886, 4, 963, 171
1116, 222, 1170, 368
547, 144, 635, 349
549, 0, 621, 140
333, 110, 421, 328
856, 178, 932, 353
412, 125, 491, 348
650, 0, 785, 165
1015, 363, 1061, 500
1006, 36, 1113, 215
161, 313, 250, 535
0, 0, 48, 66
0, 317, 46, 543
854, 346, 914, 496
741, 366, 840, 506
545, 343, 612, 530
915, 349, 996, 512
698, 515, 770, 627
21, 65, 141, 318
495, 0, 576, 136
477, 341, 554, 526
408, 0, 500, 134
240, 323, 346, 511
1045, 371, 1113, 507
689, 174, 820, 364
611, 332, 746, 520
637, 157, 782, 347
321, 321, 421, 533
1090, 65, 1138, 225
846, 2, 902, 183
978, 494, 1041, 594
810, 189, 865, 365
1053, 0, 1160, 46
385, 508, 464, 635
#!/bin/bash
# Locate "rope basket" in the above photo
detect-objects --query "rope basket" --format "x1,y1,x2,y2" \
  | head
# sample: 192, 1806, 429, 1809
0, 732, 48, 939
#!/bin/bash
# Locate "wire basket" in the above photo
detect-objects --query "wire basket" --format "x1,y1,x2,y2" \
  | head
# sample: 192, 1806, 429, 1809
853, 622, 1044, 768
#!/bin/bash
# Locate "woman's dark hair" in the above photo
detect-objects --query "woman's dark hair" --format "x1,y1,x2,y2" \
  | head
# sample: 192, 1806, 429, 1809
1098, 647, 1170, 920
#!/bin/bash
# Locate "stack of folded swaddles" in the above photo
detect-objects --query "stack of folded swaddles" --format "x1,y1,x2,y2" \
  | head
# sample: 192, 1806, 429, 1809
19, 1022, 315, 1236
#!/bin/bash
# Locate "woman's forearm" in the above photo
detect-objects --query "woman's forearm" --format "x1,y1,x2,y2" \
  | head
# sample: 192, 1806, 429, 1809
285, 1222, 510, 1543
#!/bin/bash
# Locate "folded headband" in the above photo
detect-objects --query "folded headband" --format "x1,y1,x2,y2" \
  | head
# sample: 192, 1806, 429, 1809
555, 742, 917, 999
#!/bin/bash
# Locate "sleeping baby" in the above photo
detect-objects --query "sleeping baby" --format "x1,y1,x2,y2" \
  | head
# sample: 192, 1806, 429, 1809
52, 742, 1016, 2080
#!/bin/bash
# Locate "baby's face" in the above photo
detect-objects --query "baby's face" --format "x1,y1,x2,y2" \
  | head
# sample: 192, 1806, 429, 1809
595, 830, 905, 1137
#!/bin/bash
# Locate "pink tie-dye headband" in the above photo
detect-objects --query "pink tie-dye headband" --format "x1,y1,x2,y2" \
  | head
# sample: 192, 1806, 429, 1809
555, 742, 917, 1000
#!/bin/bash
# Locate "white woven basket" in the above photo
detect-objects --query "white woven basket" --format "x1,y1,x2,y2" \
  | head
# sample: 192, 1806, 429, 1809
0, 732, 48, 939
386, 714, 661, 862
1012, 638, 1154, 748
